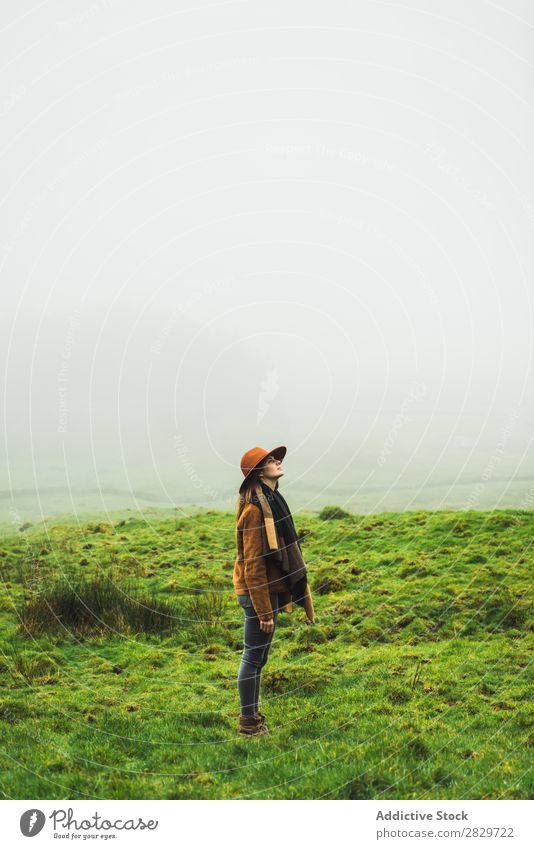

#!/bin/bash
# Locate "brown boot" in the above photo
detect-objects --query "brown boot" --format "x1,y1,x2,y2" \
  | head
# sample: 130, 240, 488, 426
238, 714, 267, 737
254, 711, 269, 733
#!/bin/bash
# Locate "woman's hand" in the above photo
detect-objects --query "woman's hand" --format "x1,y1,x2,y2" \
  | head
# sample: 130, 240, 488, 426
259, 617, 275, 633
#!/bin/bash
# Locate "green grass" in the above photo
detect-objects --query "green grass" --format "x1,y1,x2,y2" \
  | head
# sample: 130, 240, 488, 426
0, 507, 532, 799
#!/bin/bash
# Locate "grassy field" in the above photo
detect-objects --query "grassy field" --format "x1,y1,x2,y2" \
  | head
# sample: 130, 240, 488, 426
0, 507, 532, 800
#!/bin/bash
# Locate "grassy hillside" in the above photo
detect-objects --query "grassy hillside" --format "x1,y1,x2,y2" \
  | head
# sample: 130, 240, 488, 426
0, 507, 532, 800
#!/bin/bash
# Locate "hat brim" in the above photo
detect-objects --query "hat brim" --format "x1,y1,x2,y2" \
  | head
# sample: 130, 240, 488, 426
239, 445, 287, 493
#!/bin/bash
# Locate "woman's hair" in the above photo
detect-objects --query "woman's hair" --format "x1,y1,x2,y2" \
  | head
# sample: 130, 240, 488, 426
235, 460, 279, 522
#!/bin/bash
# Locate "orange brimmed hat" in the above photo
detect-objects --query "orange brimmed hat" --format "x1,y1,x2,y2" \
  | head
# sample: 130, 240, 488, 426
239, 445, 286, 493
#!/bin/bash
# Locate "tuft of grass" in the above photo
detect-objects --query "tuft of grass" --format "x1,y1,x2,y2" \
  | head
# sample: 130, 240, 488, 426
313, 567, 348, 595
10, 653, 59, 685
18, 573, 180, 637
184, 591, 229, 646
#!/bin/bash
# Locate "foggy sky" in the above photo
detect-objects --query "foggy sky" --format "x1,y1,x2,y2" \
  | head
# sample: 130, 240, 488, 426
1, 0, 533, 521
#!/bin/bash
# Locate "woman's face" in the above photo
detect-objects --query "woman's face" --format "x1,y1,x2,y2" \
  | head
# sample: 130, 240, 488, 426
260, 455, 284, 483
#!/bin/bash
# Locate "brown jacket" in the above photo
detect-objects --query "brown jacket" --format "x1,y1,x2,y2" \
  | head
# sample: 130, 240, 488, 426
233, 501, 315, 622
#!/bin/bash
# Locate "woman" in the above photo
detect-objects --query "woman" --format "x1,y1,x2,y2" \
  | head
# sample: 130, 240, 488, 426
233, 444, 315, 737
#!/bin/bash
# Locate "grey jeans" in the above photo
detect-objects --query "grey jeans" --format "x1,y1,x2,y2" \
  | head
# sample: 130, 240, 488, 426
237, 592, 280, 717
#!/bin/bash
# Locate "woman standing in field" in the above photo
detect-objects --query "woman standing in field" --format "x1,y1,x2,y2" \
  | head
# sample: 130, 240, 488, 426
233, 445, 315, 737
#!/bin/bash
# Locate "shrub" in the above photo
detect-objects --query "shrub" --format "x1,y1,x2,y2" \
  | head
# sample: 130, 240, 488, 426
318, 505, 352, 521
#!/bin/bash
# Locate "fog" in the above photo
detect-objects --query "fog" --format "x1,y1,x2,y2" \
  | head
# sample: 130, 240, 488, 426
1, 0, 533, 523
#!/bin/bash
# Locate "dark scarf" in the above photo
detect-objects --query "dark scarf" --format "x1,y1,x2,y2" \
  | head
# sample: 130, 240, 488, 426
250, 481, 307, 596
251, 481, 300, 547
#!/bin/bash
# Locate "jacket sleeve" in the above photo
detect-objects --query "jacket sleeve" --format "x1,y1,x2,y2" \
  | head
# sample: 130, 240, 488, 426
242, 506, 273, 620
